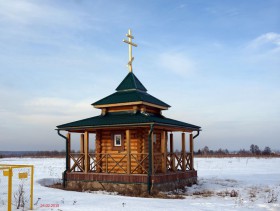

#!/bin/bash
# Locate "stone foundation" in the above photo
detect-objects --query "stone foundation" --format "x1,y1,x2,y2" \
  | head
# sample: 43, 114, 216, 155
65, 171, 197, 193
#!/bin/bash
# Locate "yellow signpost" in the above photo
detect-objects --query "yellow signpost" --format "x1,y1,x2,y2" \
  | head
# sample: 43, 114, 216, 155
0, 164, 34, 211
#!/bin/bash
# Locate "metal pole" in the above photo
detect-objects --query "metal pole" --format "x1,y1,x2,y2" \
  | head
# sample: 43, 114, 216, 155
7, 167, 12, 211
30, 165, 34, 210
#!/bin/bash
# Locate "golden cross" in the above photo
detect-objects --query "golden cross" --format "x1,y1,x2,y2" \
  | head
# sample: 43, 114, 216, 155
123, 29, 137, 72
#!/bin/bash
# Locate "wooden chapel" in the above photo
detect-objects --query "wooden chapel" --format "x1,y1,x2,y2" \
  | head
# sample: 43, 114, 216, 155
57, 29, 201, 193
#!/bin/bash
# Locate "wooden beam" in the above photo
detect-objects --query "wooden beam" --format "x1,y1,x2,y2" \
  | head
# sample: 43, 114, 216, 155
137, 130, 142, 174
182, 132, 186, 171
80, 134, 84, 170
190, 133, 194, 170
66, 133, 71, 171
126, 129, 131, 174
96, 130, 102, 173
84, 131, 89, 173
161, 131, 167, 173
80, 134, 84, 153
94, 101, 168, 110
151, 132, 154, 174
170, 133, 175, 171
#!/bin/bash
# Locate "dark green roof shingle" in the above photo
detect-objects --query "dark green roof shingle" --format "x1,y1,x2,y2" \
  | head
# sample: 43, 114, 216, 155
57, 112, 200, 130
92, 90, 170, 108
116, 72, 147, 91
92, 72, 170, 108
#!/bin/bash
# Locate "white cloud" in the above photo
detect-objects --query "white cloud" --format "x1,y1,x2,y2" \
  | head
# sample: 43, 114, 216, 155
0, 1, 89, 28
23, 97, 94, 116
157, 52, 196, 77
247, 32, 280, 52
243, 32, 280, 65
0, 94, 98, 127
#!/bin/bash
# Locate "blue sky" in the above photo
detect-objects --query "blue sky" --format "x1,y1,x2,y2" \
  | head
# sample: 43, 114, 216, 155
0, 0, 279, 151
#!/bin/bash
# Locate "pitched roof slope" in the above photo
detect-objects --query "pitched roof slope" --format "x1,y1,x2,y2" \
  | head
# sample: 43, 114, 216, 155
116, 72, 147, 91
57, 112, 200, 130
92, 72, 170, 108
92, 90, 170, 108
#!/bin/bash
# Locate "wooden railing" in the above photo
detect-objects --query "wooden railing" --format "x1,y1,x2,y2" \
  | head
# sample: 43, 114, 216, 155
69, 153, 85, 172
68, 152, 192, 174
89, 153, 128, 174
153, 153, 164, 174
130, 153, 149, 174
167, 152, 192, 171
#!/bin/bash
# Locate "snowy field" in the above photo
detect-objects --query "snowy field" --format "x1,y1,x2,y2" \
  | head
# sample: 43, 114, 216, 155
0, 157, 279, 211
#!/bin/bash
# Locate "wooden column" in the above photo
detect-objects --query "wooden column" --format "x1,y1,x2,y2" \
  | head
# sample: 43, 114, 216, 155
80, 134, 84, 170
84, 131, 89, 173
80, 134, 84, 153
161, 131, 167, 173
169, 133, 175, 171
137, 130, 142, 174
151, 132, 154, 174
96, 130, 102, 173
190, 133, 194, 170
66, 133, 71, 171
182, 132, 186, 171
126, 129, 131, 174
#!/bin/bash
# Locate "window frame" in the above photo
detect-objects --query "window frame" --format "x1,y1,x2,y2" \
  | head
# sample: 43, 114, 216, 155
111, 131, 125, 151
114, 134, 122, 146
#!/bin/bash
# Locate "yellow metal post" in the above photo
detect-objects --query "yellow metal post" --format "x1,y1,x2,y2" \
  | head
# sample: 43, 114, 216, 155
0, 164, 34, 211
30, 165, 34, 210
8, 167, 12, 211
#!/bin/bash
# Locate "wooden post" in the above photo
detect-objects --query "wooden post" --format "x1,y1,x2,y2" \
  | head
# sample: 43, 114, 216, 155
96, 130, 102, 173
126, 129, 131, 174
161, 131, 167, 173
80, 134, 84, 170
170, 133, 175, 171
182, 132, 186, 171
151, 132, 154, 174
142, 130, 148, 173
84, 131, 89, 173
137, 130, 142, 174
66, 133, 71, 171
190, 133, 194, 170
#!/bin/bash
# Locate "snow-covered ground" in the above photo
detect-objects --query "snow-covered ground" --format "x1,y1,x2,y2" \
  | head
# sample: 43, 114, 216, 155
0, 157, 279, 211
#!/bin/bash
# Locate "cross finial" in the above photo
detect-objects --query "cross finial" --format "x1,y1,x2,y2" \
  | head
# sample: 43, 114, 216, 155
123, 29, 137, 72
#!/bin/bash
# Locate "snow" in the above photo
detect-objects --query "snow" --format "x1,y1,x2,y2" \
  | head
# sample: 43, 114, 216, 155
0, 157, 279, 210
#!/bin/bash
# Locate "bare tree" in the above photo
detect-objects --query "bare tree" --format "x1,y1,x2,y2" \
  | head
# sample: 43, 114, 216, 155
13, 182, 28, 209
263, 146, 272, 155
203, 146, 209, 155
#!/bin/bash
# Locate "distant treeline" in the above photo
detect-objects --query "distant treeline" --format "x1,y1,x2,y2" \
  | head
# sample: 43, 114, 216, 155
0, 144, 279, 158
194, 144, 280, 157
0, 150, 66, 158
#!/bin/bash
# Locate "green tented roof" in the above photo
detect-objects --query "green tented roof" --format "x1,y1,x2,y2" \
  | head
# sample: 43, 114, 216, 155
92, 72, 170, 108
116, 72, 147, 91
57, 112, 200, 130
92, 90, 170, 108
